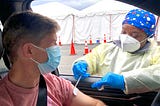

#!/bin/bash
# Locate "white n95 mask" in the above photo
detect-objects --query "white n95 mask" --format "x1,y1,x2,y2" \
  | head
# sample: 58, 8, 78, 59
120, 34, 140, 52
113, 34, 141, 53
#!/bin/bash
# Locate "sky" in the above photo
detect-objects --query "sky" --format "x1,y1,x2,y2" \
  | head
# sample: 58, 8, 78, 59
32, 0, 101, 10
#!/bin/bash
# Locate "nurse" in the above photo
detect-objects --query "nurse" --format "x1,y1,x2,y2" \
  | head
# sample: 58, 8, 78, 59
72, 9, 160, 94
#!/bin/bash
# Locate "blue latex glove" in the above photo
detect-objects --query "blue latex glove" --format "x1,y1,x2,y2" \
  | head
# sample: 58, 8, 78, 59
91, 72, 125, 90
72, 60, 90, 80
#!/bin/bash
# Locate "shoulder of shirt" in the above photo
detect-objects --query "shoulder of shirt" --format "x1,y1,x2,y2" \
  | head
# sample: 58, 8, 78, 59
43, 73, 71, 83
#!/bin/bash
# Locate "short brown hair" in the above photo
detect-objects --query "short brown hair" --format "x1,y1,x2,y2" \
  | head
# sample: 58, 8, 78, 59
2, 11, 60, 62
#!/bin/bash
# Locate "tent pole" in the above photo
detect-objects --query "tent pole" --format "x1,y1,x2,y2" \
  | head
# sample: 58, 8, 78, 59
156, 16, 159, 36
109, 14, 112, 37
154, 16, 159, 41
72, 14, 75, 43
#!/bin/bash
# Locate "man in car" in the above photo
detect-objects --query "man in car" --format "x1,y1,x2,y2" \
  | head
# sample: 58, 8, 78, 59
72, 8, 160, 94
0, 11, 106, 106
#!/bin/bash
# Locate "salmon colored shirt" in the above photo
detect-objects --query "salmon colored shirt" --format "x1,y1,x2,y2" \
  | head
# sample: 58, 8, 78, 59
0, 73, 74, 106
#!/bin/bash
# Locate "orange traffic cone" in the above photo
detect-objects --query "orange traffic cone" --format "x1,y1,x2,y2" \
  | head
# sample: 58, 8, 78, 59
70, 40, 76, 55
89, 35, 92, 45
58, 36, 62, 46
84, 40, 89, 55
104, 34, 107, 43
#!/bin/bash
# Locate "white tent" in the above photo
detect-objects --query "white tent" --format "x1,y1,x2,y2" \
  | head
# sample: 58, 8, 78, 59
31, 2, 79, 18
72, 0, 138, 44
32, 0, 159, 44
32, 2, 80, 44
80, 0, 137, 14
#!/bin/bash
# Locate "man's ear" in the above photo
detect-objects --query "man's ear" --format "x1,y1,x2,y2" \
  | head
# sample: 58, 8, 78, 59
22, 43, 33, 58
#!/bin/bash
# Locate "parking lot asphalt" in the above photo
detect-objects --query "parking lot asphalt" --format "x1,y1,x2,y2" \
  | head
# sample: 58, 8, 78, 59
59, 43, 99, 75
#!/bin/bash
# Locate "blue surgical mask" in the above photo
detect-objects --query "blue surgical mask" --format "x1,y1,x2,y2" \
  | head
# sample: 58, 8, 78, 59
31, 45, 61, 74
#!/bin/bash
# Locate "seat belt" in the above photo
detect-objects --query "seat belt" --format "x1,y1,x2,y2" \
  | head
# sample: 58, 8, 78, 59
37, 69, 59, 106
36, 75, 47, 106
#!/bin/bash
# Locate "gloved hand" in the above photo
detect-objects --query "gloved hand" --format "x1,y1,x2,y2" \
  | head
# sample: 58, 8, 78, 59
91, 72, 125, 90
72, 60, 90, 80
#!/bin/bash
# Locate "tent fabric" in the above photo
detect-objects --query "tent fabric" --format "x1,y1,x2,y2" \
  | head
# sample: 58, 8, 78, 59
55, 15, 74, 44
31, 2, 79, 18
54, 13, 127, 44
79, 0, 137, 15
73, 13, 126, 44
155, 17, 160, 41
31, 0, 159, 44
56, 15, 159, 45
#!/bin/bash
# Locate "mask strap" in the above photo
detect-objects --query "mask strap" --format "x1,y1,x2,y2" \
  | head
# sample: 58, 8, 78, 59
30, 58, 40, 64
140, 34, 153, 43
32, 44, 46, 52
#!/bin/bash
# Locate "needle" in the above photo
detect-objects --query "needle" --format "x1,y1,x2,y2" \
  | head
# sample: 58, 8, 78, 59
74, 75, 82, 87
73, 75, 82, 96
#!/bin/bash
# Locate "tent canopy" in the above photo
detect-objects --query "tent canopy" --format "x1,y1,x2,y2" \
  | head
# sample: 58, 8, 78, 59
32, 0, 137, 18
80, 0, 138, 15
31, 0, 159, 44
31, 2, 80, 18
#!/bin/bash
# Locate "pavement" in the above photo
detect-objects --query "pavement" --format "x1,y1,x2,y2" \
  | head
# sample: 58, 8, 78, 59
59, 43, 99, 74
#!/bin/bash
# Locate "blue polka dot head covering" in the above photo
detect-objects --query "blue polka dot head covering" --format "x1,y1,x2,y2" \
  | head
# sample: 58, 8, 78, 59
122, 9, 156, 38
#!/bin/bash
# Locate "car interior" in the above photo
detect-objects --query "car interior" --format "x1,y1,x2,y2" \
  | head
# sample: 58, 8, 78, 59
0, 0, 160, 106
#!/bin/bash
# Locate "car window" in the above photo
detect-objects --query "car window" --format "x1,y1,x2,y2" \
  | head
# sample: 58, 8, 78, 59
0, 0, 159, 105
31, 0, 160, 76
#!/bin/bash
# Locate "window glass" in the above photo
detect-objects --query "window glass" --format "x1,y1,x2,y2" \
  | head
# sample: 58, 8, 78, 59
31, 0, 160, 76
